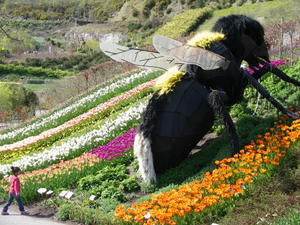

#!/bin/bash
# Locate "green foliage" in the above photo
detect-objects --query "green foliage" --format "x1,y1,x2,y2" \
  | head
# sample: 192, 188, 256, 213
147, 7, 212, 43
0, 31, 39, 54
78, 164, 140, 202
2, 0, 126, 21
132, 7, 139, 17
0, 82, 38, 111
0, 64, 75, 79
270, 210, 300, 225
0, 18, 64, 31
0, 82, 38, 121
100, 198, 122, 213
17, 52, 109, 72
127, 23, 143, 32
56, 203, 116, 225
241, 62, 300, 117
55, 203, 72, 221
140, 182, 157, 193
121, 176, 140, 192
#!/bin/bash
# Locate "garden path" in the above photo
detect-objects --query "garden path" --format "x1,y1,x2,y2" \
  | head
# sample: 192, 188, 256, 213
0, 203, 66, 225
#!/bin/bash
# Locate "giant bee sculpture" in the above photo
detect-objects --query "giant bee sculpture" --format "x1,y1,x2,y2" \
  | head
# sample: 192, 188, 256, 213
100, 15, 300, 183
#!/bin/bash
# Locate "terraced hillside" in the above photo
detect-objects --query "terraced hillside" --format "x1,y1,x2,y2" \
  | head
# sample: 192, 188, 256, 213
0, 1, 299, 224
0, 56, 299, 224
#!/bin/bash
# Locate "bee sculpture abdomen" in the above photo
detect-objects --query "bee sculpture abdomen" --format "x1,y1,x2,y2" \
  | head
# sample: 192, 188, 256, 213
139, 77, 215, 173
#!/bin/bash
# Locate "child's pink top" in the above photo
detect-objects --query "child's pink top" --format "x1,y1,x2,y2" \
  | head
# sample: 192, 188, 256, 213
9, 175, 21, 195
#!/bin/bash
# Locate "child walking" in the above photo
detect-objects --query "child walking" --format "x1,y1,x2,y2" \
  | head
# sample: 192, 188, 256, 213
1, 166, 28, 215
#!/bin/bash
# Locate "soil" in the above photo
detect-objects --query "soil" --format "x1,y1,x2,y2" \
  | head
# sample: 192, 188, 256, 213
26, 203, 57, 218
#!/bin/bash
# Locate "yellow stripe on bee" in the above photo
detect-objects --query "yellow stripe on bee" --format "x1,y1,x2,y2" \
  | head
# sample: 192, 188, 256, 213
154, 66, 185, 96
187, 31, 225, 48
154, 31, 225, 95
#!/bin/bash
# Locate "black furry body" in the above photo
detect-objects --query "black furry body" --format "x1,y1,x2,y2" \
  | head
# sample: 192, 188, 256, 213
139, 43, 246, 173
135, 15, 299, 180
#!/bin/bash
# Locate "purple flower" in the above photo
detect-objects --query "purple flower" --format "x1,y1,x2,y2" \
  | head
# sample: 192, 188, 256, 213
246, 60, 286, 74
89, 128, 137, 160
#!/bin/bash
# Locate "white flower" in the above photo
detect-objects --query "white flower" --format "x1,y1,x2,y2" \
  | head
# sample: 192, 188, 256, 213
0, 100, 148, 175
0, 69, 152, 144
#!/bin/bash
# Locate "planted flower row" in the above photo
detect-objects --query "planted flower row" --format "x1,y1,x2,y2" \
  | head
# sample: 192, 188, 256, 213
0, 78, 157, 153
0, 90, 150, 165
90, 127, 137, 160
0, 127, 137, 202
0, 60, 285, 154
0, 98, 148, 176
0, 69, 160, 146
115, 115, 300, 225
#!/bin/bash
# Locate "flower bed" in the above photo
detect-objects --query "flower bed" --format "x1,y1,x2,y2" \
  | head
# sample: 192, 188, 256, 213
0, 98, 148, 175
115, 115, 300, 225
0, 69, 159, 146
0, 79, 156, 153
0, 128, 138, 202
89, 128, 137, 160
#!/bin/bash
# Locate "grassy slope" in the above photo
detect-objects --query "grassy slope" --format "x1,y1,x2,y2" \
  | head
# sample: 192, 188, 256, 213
197, 0, 300, 32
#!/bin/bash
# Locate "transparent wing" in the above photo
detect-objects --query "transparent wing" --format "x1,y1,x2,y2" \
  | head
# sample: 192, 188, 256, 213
100, 42, 184, 71
153, 35, 230, 70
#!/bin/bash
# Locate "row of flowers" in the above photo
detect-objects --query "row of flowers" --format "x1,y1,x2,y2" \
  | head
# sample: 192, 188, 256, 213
0, 79, 156, 153
0, 89, 153, 165
0, 60, 285, 154
0, 99, 148, 176
0, 69, 156, 145
0, 127, 138, 202
0, 60, 285, 147
115, 114, 300, 225
0, 127, 137, 195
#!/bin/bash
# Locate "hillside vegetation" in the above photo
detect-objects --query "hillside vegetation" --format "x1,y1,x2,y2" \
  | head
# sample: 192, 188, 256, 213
1, 0, 272, 22
198, 0, 300, 31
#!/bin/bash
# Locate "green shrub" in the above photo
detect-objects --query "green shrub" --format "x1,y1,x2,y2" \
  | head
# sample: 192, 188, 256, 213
95, 165, 128, 182
100, 198, 122, 213
55, 203, 72, 221
121, 176, 140, 192
144, 0, 156, 10
132, 7, 139, 17
77, 164, 139, 202
20, 52, 109, 72
127, 23, 143, 32
0, 64, 75, 78
0, 82, 38, 113
146, 7, 212, 44
78, 175, 100, 191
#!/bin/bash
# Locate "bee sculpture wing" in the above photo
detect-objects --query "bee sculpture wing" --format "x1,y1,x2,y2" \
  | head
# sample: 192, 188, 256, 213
152, 35, 231, 70
99, 42, 185, 71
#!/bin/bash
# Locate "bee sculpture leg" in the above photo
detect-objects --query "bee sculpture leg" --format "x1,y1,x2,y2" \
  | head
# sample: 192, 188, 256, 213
243, 70, 300, 120
253, 63, 300, 87
208, 90, 240, 155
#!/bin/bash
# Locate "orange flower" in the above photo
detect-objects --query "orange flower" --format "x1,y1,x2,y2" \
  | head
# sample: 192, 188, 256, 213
115, 112, 299, 224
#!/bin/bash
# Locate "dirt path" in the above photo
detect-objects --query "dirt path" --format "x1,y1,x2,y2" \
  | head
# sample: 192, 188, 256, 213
0, 204, 66, 225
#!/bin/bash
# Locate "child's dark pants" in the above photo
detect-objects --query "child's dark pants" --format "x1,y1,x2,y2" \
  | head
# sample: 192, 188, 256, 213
2, 194, 24, 212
